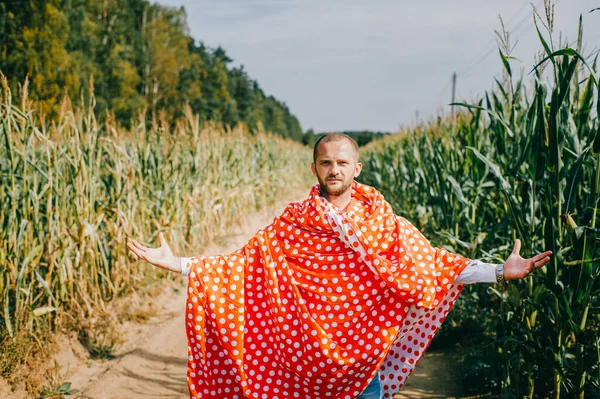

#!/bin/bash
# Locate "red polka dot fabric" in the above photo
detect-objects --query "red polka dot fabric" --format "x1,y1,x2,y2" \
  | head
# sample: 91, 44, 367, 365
184, 182, 470, 398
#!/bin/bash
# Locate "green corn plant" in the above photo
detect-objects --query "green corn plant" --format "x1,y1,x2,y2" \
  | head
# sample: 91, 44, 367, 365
359, 12, 599, 398
0, 74, 314, 379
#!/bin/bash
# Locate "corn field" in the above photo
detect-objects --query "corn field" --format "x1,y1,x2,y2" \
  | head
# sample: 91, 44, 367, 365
359, 18, 600, 399
0, 74, 313, 366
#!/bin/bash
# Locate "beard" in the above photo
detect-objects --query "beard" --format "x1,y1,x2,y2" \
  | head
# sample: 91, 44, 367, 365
316, 173, 353, 197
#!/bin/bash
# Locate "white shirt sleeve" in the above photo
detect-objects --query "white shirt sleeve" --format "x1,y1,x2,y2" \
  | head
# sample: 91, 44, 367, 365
181, 257, 499, 282
180, 257, 193, 277
454, 259, 499, 284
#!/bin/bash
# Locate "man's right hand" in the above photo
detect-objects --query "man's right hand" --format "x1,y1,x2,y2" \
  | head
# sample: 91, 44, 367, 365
127, 232, 181, 273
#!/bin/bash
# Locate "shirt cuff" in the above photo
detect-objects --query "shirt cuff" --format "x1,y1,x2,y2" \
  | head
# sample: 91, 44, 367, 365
454, 259, 498, 285
180, 257, 192, 277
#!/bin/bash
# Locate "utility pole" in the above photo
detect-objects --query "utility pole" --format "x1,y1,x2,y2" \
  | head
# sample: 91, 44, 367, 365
451, 72, 457, 119
451, 72, 457, 137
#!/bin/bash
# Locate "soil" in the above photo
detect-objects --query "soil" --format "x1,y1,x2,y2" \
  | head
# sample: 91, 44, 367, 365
394, 350, 466, 399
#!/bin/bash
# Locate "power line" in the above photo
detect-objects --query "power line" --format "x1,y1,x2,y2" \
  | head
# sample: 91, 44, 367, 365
458, 0, 546, 80
457, 1, 536, 77
441, 1, 554, 114
434, 76, 453, 105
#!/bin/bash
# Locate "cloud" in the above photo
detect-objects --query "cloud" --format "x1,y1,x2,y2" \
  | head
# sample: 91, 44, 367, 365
158, 0, 600, 131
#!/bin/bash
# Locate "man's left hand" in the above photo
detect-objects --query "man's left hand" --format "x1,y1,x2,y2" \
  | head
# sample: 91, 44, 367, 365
503, 239, 553, 280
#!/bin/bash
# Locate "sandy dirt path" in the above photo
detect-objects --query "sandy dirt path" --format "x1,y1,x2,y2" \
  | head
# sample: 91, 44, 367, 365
394, 350, 463, 399
56, 196, 463, 399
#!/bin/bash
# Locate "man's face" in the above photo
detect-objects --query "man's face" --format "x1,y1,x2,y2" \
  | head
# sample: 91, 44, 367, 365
311, 139, 362, 198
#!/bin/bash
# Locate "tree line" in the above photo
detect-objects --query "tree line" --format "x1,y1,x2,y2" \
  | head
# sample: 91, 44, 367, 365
0, 0, 303, 141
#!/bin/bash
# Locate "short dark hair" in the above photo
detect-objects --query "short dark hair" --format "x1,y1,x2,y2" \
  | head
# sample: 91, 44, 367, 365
312, 133, 359, 163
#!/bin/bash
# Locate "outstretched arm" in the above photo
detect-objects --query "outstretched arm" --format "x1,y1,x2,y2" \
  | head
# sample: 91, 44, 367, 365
455, 238, 552, 285
127, 232, 181, 273
503, 239, 552, 280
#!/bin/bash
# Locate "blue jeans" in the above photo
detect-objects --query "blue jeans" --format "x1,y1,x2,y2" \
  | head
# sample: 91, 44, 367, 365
357, 370, 382, 399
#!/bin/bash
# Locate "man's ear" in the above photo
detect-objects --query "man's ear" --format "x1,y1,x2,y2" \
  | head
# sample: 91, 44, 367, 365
311, 162, 317, 177
354, 162, 363, 177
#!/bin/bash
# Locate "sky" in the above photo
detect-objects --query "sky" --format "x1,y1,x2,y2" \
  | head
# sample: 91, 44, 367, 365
156, 0, 600, 133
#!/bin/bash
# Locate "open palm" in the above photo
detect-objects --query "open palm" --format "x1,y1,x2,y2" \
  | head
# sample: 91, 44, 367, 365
127, 232, 180, 273
503, 239, 552, 280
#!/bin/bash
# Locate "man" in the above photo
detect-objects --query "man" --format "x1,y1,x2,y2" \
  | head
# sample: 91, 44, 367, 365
128, 133, 551, 399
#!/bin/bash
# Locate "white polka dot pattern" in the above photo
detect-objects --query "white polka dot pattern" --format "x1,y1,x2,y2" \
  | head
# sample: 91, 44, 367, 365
184, 182, 470, 398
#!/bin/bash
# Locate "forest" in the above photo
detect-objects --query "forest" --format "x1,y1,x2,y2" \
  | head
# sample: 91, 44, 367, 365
0, 0, 304, 141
